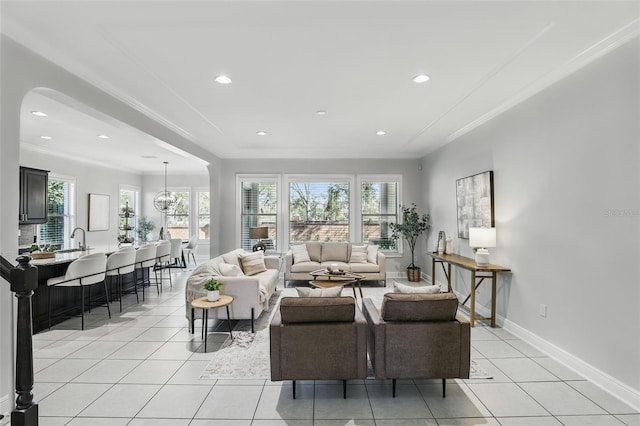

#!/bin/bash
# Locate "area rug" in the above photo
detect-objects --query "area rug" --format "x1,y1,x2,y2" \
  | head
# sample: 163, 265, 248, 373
200, 286, 492, 380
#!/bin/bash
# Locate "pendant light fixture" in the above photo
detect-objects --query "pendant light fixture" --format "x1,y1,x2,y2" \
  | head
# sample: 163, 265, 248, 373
153, 161, 176, 214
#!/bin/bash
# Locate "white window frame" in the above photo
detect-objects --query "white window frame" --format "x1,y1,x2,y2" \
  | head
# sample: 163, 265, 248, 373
284, 174, 355, 251
356, 174, 403, 257
236, 174, 282, 251
195, 188, 210, 241
165, 187, 191, 240
38, 173, 77, 250
119, 184, 140, 239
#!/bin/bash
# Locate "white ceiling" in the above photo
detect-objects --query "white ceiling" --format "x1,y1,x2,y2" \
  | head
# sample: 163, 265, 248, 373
20, 89, 210, 173
2, 1, 638, 169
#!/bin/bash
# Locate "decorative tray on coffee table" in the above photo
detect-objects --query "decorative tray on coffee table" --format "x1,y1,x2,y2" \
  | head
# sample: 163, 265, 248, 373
310, 268, 347, 276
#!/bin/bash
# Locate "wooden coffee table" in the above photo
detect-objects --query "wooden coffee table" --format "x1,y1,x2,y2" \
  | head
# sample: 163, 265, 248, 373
310, 269, 365, 299
191, 295, 234, 352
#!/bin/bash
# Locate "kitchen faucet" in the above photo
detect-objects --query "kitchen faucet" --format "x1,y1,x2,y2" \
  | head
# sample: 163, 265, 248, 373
70, 227, 87, 250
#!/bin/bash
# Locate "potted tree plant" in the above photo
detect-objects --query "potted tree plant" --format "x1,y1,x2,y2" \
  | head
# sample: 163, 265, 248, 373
202, 278, 223, 302
390, 203, 430, 282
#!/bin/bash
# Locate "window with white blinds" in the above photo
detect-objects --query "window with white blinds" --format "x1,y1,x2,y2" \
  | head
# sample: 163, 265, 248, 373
240, 179, 278, 251
38, 176, 76, 249
236, 174, 402, 255
360, 178, 400, 252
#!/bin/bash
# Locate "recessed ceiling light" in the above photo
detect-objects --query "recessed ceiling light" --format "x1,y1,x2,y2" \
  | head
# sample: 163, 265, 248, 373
376, 130, 386, 136
31, 111, 48, 117
215, 75, 232, 85
97, 134, 110, 139
256, 131, 268, 136
412, 74, 430, 83
40, 136, 52, 140
141, 155, 158, 159
316, 110, 327, 115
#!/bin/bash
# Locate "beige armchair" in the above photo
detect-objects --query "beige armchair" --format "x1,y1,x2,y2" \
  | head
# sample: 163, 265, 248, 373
362, 292, 470, 397
270, 296, 368, 399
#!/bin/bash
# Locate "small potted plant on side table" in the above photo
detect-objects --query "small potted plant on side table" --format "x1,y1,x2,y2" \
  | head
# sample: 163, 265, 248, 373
203, 278, 223, 302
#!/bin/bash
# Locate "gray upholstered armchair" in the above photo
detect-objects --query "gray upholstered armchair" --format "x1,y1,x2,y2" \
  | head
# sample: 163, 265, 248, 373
362, 292, 470, 397
269, 296, 368, 399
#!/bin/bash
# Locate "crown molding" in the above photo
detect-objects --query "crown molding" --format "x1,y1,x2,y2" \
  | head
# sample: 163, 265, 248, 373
2, 22, 197, 145
444, 19, 640, 147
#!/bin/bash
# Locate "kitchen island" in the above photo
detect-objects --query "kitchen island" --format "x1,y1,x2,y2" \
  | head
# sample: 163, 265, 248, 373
29, 245, 125, 332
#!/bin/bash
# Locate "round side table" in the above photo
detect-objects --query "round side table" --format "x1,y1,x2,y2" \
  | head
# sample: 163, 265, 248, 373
191, 294, 234, 352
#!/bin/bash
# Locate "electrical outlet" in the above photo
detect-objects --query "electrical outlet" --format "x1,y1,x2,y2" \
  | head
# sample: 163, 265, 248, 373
539, 304, 547, 318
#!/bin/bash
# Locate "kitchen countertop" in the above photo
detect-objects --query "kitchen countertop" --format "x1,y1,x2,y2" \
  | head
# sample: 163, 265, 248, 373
29, 244, 122, 266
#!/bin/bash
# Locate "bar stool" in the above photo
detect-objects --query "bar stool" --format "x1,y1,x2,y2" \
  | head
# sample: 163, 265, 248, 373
154, 240, 172, 291
183, 234, 198, 266
106, 247, 137, 312
135, 244, 157, 301
169, 238, 183, 268
47, 252, 109, 330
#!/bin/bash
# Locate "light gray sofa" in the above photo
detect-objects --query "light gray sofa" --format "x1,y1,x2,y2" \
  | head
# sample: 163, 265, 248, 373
185, 248, 280, 332
284, 242, 386, 285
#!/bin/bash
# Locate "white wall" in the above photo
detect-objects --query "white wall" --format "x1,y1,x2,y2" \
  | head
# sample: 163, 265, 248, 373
20, 148, 143, 250
421, 38, 639, 404
0, 35, 219, 416
217, 158, 424, 274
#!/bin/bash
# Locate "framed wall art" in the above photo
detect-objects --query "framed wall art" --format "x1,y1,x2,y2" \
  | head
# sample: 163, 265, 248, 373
88, 193, 110, 231
456, 170, 494, 239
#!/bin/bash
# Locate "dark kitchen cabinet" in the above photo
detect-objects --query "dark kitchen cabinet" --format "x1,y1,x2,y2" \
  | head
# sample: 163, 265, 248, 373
19, 166, 49, 224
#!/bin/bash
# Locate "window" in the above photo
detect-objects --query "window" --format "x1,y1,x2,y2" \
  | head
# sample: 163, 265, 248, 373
119, 186, 139, 243
288, 178, 351, 244
197, 191, 210, 240
236, 174, 400, 252
166, 190, 189, 240
359, 177, 400, 252
239, 178, 278, 251
38, 176, 76, 249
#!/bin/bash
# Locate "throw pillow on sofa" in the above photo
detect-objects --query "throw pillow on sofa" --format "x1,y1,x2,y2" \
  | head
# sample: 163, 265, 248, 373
393, 281, 440, 294
350, 245, 368, 263
219, 263, 244, 277
240, 251, 267, 276
221, 250, 244, 268
291, 244, 311, 263
296, 286, 343, 297
367, 245, 379, 263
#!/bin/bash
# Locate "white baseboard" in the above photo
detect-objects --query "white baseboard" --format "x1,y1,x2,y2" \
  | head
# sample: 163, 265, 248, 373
385, 272, 407, 279
424, 272, 640, 411
503, 318, 640, 411
0, 394, 10, 419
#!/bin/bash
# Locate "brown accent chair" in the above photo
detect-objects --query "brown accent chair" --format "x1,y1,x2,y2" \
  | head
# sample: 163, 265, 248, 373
270, 296, 368, 399
362, 292, 470, 397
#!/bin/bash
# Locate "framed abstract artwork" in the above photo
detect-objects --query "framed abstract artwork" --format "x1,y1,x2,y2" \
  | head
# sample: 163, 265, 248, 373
88, 193, 110, 231
456, 171, 494, 239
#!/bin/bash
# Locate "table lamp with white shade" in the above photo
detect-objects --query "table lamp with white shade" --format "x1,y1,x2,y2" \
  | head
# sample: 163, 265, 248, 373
469, 227, 496, 266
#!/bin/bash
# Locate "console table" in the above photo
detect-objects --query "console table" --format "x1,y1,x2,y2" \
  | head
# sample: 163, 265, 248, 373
427, 252, 511, 327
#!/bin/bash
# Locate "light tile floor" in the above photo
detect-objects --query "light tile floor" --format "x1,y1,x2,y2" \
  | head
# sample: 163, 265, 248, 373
2, 263, 639, 426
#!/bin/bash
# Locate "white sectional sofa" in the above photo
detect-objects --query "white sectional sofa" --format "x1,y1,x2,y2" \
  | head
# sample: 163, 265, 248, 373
284, 242, 386, 285
185, 248, 280, 332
